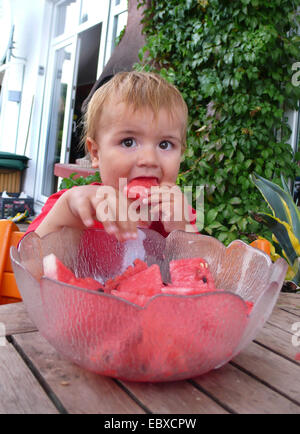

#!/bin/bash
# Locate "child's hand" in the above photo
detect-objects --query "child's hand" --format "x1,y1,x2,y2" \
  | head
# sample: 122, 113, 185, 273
94, 185, 138, 242
35, 185, 138, 242
67, 185, 138, 242
144, 183, 194, 233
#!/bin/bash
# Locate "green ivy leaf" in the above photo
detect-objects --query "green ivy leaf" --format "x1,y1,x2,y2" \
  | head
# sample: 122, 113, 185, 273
229, 197, 242, 205
206, 208, 219, 224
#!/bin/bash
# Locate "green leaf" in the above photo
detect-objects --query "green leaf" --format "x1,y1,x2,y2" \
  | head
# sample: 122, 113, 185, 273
229, 197, 242, 205
280, 173, 291, 195
59, 171, 101, 190
217, 232, 228, 243
228, 215, 240, 224
253, 212, 297, 267
206, 208, 219, 224
251, 173, 300, 241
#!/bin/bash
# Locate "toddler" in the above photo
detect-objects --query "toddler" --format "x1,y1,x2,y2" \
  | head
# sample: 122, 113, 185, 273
27, 72, 198, 241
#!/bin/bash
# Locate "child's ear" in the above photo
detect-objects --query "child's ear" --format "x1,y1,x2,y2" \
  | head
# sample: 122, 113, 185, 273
86, 137, 100, 168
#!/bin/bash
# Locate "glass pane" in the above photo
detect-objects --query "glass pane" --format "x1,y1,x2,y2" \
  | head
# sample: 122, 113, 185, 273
80, 0, 96, 24
55, 0, 78, 37
111, 10, 128, 51
42, 45, 73, 196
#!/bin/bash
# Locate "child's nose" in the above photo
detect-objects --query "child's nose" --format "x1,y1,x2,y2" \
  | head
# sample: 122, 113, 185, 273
137, 144, 158, 167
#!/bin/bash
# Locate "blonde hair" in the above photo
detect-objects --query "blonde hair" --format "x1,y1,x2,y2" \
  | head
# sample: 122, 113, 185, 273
82, 71, 188, 151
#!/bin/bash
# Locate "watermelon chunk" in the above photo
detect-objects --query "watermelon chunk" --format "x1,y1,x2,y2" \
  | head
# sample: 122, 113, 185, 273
118, 264, 163, 296
104, 259, 148, 293
43, 253, 103, 291
124, 177, 159, 200
43, 253, 75, 282
169, 257, 216, 291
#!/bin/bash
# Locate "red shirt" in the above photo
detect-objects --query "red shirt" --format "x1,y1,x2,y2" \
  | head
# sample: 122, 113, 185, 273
25, 183, 198, 237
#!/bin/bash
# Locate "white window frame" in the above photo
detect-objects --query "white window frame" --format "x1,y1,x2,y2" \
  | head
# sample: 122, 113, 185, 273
104, 0, 128, 66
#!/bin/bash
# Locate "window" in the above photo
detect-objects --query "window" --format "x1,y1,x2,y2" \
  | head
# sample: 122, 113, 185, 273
55, 0, 79, 37
111, 10, 127, 51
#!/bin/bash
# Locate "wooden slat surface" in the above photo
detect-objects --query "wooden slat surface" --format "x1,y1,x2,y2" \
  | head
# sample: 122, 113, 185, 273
232, 342, 300, 403
277, 293, 300, 316
120, 380, 228, 414
254, 322, 300, 364
0, 301, 36, 336
12, 332, 145, 415
193, 363, 300, 414
0, 339, 58, 414
267, 306, 300, 334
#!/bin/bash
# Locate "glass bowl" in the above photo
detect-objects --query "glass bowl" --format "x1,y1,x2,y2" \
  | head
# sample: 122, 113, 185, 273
10, 228, 287, 382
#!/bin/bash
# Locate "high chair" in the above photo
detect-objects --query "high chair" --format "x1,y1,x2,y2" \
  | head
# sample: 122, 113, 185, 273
0, 220, 24, 305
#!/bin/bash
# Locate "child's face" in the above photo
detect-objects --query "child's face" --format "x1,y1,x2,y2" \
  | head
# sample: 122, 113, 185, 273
87, 100, 184, 190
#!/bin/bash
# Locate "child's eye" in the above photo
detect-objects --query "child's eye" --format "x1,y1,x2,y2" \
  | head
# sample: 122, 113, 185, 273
158, 141, 173, 150
121, 138, 137, 148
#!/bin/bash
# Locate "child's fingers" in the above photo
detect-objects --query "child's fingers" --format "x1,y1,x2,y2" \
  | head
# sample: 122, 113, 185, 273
102, 221, 118, 233
115, 220, 138, 241
76, 199, 96, 227
95, 188, 138, 241
102, 220, 138, 242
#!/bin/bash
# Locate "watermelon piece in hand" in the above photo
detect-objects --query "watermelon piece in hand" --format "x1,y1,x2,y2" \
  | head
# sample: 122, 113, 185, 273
43, 253, 103, 291
124, 177, 159, 200
169, 257, 216, 293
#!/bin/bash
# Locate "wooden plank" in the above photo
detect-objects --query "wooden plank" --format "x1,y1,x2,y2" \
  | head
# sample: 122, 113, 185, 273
13, 332, 145, 414
267, 307, 300, 334
0, 302, 37, 336
193, 363, 300, 414
280, 307, 300, 317
0, 339, 58, 414
277, 293, 300, 309
254, 322, 300, 364
120, 380, 228, 414
277, 293, 300, 316
232, 342, 300, 403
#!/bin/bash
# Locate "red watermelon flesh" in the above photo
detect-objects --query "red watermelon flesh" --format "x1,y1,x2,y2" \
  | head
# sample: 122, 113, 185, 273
43, 253, 251, 315
43, 253, 103, 291
104, 259, 148, 293
169, 257, 216, 291
118, 264, 163, 296
124, 177, 159, 200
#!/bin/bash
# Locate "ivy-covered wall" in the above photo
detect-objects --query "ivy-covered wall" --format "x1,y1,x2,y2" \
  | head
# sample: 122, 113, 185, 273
136, 0, 300, 244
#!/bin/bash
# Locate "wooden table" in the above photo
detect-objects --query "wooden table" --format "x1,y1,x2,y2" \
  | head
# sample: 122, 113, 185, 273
0, 293, 299, 415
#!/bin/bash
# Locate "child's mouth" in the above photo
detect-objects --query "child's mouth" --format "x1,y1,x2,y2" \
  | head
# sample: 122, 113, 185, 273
124, 177, 159, 200
130, 176, 159, 184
